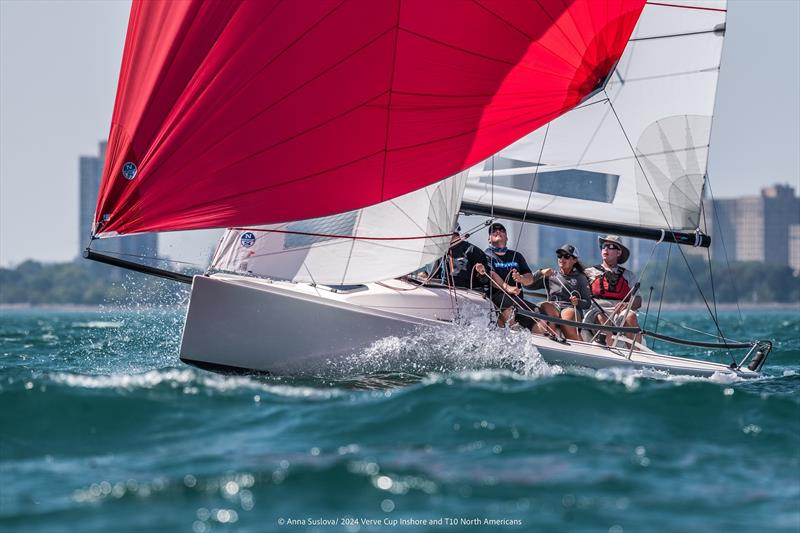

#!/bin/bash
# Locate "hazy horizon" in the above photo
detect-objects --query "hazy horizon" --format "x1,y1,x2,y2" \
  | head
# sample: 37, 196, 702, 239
1, 0, 798, 267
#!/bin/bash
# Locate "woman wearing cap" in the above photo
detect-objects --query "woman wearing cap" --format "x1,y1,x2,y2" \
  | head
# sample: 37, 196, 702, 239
529, 244, 591, 341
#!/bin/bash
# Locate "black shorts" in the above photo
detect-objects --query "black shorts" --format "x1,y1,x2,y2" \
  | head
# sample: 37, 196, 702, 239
488, 290, 535, 329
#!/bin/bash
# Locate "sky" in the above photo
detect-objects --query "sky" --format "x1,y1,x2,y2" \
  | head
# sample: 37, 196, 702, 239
1, 0, 798, 267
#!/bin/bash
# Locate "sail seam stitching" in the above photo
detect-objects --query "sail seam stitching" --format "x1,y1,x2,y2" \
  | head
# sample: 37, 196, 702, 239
379, 0, 402, 201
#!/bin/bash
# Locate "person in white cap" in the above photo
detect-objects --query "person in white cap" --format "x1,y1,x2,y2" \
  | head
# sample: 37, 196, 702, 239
584, 235, 642, 345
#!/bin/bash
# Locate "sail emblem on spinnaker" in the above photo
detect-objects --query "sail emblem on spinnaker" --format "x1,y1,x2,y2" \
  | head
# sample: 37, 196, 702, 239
121, 162, 137, 180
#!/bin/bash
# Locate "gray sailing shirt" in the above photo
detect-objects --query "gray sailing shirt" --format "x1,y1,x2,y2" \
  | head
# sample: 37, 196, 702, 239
530, 269, 591, 310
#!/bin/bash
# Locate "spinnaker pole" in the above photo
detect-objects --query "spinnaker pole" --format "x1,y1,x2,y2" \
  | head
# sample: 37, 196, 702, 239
83, 249, 193, 285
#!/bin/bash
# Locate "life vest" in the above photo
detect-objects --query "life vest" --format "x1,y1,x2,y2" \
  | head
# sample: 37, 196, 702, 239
590, 265, 630, 300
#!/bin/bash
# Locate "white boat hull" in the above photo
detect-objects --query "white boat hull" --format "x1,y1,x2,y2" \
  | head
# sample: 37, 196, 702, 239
179, 274, 760, 379
180, 274, 488, 374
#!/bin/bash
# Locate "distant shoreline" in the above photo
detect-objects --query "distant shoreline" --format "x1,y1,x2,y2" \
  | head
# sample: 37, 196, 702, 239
2, 302, 798, 312
0, 303, 185, 311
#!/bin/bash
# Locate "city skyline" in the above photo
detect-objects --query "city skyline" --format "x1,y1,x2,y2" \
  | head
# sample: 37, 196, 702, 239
1, 0, 798, 267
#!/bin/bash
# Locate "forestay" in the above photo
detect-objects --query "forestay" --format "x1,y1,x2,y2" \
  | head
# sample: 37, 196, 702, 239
210, 172, 466, 285
462, 0, 727, 236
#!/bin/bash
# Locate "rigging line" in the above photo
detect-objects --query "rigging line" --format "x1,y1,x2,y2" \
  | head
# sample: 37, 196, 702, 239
572, 97, 610, 112
511, 122, 550, 260
300, 261, 323, 297
604, 92, 727, 339
445, 250, 458, 316
228, 227, 453, 241
488, 154, 494, 319
633, 232, 663, 283
673, 242, 735, 363
604, 91, 676, 234
652, 243, 671, 352
646, 1, 727, 13
640, 314, 747, 344
700, 193, 719, 321
207, 230, 227, 275
490, 154, 495, 220
231, 237, 417, 264
706, 177, 743, 323
340, 209, 364, 287
491, 267, 560, 337
629, 29, 723, 42
608, 67, 720, 86
476, 144, 709, 176
388, 198, 432, 235
574, 99, 614, 167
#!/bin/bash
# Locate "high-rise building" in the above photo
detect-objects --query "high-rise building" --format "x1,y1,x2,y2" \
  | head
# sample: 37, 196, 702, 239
78, 141, 158, 260
763, 185, 800, 267
789, 224, 800, 275
78, 142, 107, 254
706, 184, 799, 266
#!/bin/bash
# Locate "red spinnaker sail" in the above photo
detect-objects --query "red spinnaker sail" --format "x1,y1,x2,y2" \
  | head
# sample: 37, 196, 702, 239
94, 0, 645, 236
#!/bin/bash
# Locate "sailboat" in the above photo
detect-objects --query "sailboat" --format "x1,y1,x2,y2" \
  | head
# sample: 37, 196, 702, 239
87, 0, 771, 378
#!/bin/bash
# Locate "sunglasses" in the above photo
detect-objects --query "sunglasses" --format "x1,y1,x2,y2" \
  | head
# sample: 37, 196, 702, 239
556, 252, 574, 259
490, 228, 506, 234
603, 244, 620, 251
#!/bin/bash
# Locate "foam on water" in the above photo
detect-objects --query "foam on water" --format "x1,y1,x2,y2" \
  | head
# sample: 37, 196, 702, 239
561, 365, 745, 391
47, 369, 344, 399
72, 321, 124, 329
321, 308, 554, 378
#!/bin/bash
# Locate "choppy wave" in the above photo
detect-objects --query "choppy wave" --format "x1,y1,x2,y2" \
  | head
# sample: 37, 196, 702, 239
1, 308, 798, 532
46, 369, 344, 400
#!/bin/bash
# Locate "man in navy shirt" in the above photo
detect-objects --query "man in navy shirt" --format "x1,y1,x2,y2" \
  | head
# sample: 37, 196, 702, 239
484, 222, 541, 329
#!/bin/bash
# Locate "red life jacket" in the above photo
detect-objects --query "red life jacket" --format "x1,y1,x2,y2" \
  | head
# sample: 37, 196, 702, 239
590, 265, 631, 300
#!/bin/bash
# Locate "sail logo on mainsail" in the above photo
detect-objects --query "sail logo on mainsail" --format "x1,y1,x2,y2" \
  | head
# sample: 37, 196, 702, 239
240, 232, 256, 248
121, 162, 137, 181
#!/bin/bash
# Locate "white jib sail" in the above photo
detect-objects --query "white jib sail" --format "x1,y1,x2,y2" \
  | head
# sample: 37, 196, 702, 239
462, 0, 727, 233
210, 172, 467, 285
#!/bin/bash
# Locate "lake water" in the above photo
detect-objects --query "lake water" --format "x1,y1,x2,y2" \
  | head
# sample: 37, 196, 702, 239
1, 307, 798, 532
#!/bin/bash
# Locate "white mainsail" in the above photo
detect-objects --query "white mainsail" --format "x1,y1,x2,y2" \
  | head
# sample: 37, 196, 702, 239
462, 0, 727, 236
210, 172, 467, 285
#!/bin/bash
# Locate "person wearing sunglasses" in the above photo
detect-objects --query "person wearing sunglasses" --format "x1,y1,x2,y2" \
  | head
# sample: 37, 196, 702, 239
585, 235, 642, 345
442, 223, 490, 290
482, 222, 538, 329
528, 244, 591, 340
